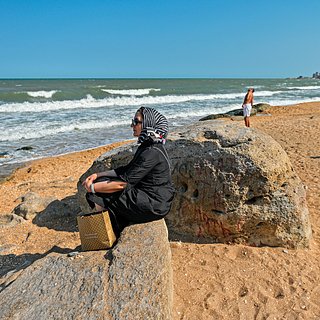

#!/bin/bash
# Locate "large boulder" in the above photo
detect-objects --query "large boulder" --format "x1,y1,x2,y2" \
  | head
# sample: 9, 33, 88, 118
168, 121, 311, 248
0, 220, 172, 320
78, 122, 311, 248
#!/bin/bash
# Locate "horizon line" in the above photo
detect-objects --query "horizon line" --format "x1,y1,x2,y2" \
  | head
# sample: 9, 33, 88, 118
0, 76, 308, 80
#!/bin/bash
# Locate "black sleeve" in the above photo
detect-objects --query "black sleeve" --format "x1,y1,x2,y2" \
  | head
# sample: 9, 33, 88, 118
114, 164, 129, 176
114, 148, 159, 186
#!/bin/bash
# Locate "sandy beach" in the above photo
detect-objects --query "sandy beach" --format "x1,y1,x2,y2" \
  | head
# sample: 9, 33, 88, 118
1, 102, 320, 319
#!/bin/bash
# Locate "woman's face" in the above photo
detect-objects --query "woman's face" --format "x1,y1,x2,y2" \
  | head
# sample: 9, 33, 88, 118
131, 112, 143, 137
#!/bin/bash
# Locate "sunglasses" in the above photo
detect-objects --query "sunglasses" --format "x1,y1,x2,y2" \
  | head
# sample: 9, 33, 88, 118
131, 118, 142, 126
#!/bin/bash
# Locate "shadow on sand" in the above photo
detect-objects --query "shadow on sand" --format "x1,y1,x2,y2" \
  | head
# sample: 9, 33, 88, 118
31, 194, 81, 232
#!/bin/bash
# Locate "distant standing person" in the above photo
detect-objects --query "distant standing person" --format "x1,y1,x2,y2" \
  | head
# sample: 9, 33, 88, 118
242, 88, 254, 127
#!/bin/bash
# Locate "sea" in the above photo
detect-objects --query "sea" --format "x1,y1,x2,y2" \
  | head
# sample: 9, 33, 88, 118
1, 78, 320, 179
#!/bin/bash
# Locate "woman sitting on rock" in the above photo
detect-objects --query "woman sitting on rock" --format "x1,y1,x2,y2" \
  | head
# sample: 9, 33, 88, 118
82, 107, 175, 231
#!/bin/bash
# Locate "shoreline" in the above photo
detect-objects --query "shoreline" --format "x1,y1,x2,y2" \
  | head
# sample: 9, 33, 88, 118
1, 99, 318, 183
1, 100, 319, 217
0, 100, 320, 319
0, 139, 135, 183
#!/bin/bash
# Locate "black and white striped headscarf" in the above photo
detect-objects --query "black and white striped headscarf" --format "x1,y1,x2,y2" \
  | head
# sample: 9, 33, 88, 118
137, 107, 168, 144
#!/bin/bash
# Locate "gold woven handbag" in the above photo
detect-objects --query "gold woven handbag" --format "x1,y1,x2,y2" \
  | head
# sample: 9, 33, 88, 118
77, 211, 117, 251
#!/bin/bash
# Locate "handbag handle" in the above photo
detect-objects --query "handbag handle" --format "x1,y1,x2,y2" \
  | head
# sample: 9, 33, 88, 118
153, 146, 171, 169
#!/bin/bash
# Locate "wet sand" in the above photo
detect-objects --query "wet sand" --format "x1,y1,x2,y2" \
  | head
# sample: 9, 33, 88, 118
1, 102, 320, 319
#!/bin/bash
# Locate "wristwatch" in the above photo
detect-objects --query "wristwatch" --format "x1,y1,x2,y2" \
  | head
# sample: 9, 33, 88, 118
90, 183, 95, 194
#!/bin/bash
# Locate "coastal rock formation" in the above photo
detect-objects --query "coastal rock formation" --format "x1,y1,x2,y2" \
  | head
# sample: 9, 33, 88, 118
78, 121, 311, 248
199, 103, 271, 121
108, 220, 173, 320
6, 192, 81, 233
0, 213, 24, 228
0, 251, 108, 319
0, 220, 172, 320
13, 192, 56, 220
167, 121, 311, 248
252, 103, 272, 113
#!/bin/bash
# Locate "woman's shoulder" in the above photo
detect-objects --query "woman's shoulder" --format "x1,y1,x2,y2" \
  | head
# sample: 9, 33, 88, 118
138, 143, 166, 158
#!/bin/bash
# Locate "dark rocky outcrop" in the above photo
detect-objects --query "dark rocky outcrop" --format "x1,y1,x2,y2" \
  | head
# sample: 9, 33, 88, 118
199, 103, 271, 121
253, 103, 272, 113
0, 220, 172, 320
78, 121, 311, 248
199, 113, 232, 121
16, 146, 34, 151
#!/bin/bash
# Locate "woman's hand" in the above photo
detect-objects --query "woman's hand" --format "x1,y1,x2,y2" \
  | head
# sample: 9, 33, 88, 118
82, 173, 98, 192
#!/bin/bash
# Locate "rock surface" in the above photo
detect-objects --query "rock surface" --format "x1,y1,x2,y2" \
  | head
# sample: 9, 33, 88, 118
199, 103, 271, 121
13, 192, 56, 220
167, 121, 311, 248
0, 220, 172, 320
108, 220, 173, 320
0, 251, 108, 319
11, 192, 81, 230
78, 121, 311, 248
0, 213, 24, 228
254, 103, 272, 112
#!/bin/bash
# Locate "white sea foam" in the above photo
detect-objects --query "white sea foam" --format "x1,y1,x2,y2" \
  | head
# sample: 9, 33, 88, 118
165, 103, 242, 120
27, 90, 58, 98
0, 102, 240, 143
0, 91, 281, 113
167, 109, 223, 120
249, 85, 263, 89
267, 96, 320, 106
3, 79, 320, 170
253, 90, 283, 96
287, 86, 320, 90
0, 119, 129, 142
101, 88, 161, 96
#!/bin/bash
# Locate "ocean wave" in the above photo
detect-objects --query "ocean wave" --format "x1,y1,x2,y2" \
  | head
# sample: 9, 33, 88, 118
267, 96, 320, 106
0, 119, 130, 142
101, 88, 161, 96
0, 103, 242, 142
0, 91, 281, 113
253, 90, 283, 96
287, 86, 320, 90
27, 90, 58, 98
165, 103, 243, 120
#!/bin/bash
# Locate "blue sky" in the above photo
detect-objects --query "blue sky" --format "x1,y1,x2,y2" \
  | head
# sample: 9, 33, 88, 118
0, 0, 319, 78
